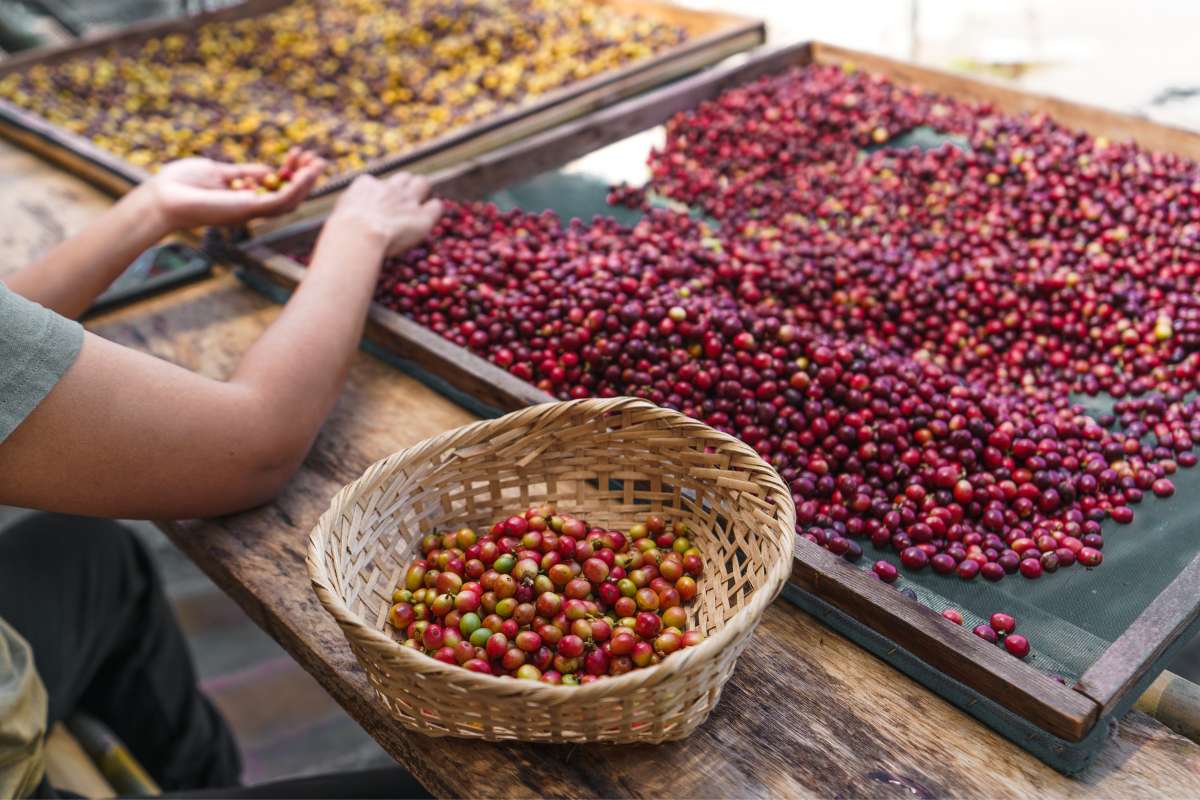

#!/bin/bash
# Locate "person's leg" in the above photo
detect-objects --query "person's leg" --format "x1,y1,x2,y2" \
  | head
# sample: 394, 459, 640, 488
0, 512, 241, 791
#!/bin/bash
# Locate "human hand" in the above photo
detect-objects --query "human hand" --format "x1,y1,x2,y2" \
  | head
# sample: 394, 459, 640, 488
327, 172, 444, 257
145, 148, 326, 229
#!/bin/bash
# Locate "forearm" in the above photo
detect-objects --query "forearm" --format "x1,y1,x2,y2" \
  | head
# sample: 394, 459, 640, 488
1, 184, 170, 318
0, 223, 388, 519
229, 220, 386, 460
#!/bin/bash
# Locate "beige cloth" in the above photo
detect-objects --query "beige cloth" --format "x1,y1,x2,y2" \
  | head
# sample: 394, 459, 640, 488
0, 618, 46, 798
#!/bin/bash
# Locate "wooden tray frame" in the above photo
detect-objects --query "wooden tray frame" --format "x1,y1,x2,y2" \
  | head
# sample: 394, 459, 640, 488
0, 0, 764, 207
226, 41, 1200, 744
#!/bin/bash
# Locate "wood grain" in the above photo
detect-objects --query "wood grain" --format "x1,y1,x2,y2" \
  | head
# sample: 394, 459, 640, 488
1077, 554, 1200, 715
80, 274, 1200, 798
791, 538, 1098, 741
0, 139, 110, 276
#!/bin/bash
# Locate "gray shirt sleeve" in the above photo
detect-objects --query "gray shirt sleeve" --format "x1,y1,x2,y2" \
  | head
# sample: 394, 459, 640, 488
0, 281, 83, 443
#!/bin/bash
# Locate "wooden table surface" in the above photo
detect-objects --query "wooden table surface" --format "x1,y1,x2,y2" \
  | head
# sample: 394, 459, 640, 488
4, 140, 1200, 797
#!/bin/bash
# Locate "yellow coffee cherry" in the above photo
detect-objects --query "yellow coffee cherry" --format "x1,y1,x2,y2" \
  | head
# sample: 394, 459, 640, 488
0, 0, 683, 177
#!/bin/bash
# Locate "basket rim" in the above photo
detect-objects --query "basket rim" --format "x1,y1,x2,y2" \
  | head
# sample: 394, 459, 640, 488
307, 396, 796, 701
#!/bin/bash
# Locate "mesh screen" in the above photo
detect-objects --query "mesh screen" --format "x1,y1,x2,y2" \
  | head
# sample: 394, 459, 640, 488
878, 393, 1200, 681
485, 161, 1200, 682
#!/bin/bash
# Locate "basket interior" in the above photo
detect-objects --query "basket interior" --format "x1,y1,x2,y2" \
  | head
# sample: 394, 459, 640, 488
321, 405, 792, 650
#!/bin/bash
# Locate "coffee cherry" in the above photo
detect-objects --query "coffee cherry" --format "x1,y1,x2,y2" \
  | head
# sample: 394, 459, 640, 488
899, 547, 928, 571
1018, 558, 1043, 580
989, 613, 1016, 635
956, 559, 980, 580
584, 648, 610, 676
1153, 478, 1176, 498
931, 554, 956, 574
583, 557, 610, 583
941, 608, 963, 625
973, 625, 998, 644
388, 602, 415, 629
635, 587, 660, 611
634, 611, 662, 639
463, 658, 491, 674
391, 509, 705, 682
1004, 634, 1030, 659
557, 634, 585, 658
661, 606, 687, 630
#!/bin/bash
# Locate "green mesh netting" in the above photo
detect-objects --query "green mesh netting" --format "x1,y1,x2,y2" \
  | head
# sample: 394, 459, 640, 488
877, 392, 1200, 682
485, 164, 1200, 683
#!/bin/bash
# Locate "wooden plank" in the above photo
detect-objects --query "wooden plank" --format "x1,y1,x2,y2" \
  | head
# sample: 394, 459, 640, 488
0, 106, 148, 197
1134, 670, 1200, 745
1076, 553, 1200, 715
790, 538, 1098, 741
80, 274, 1200, 798
0, 138, 112, 277
0, 0, 764, 204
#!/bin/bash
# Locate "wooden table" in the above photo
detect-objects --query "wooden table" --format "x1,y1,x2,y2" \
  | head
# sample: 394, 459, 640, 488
4, 141, 1200, 797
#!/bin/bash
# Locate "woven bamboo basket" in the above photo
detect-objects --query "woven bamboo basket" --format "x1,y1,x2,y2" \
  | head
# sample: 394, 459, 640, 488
308, 396, 795, 743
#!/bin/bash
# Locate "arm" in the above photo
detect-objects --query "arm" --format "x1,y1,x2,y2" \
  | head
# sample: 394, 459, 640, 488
0, 173, 442, 519
2, 151, 323, 319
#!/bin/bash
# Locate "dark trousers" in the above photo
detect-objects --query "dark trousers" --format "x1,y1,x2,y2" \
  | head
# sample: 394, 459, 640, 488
0, 513, 428, 799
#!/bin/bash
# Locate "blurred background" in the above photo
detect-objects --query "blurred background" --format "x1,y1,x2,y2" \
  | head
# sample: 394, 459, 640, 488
1, 0, 1198, 787
3, 0, 1198, 130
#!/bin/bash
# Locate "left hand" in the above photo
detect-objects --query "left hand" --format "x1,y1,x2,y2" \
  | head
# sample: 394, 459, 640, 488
146, 148, 326, 229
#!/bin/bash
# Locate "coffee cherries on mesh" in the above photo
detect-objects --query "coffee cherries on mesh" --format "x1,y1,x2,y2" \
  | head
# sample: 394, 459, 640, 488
951, 608, 1030, 660
387, 506, 706, 682
305, 61, 1200, 591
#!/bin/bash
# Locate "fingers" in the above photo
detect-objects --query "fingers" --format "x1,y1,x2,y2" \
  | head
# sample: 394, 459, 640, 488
384, 198, 444, 256
251, 158, 326, 216
284, 146, 301, 169
295, 150, 318, 170
419, 197, 444, 227
218, 162, 271, 179
409, 174, 432, 202
384, 171, 431, 202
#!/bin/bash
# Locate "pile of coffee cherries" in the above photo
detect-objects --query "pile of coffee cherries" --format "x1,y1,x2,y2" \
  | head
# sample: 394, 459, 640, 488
387, 506, 706, 682
0, 0, 683, 173
225, 169, 291, 194
312, 62, 1200, 586
941, 610, 1031, 660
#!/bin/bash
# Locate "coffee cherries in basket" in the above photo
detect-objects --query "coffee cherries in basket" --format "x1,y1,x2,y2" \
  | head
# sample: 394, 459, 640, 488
387, 505, 706, 684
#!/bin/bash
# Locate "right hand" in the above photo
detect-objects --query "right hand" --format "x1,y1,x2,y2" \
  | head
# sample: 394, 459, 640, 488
329, 172, 444, 257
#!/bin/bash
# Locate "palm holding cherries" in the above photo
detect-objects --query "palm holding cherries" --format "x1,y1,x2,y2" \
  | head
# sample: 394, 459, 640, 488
147, 147, 326, 229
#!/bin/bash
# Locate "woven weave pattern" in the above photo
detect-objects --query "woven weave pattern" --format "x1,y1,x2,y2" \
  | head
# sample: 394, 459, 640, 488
308, 397, 795, 742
